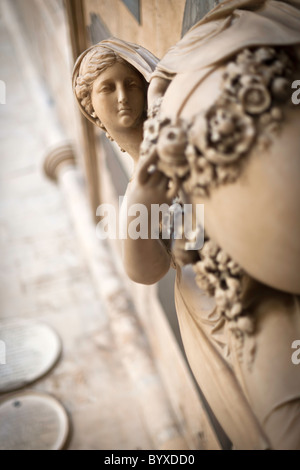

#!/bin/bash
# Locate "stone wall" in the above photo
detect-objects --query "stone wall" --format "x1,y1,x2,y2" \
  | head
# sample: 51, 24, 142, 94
85, 0, 186, 59
10, 0, 77, 141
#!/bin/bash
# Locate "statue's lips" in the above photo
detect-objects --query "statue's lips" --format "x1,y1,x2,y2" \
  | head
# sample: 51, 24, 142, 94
118, 107, 131, 114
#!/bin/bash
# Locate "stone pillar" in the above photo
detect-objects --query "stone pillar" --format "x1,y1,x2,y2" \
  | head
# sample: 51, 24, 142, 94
43, 143, 76, 182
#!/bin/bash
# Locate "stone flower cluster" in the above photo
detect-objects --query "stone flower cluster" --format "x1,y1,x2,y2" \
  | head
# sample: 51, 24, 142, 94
141, 114, 190, 198
193, 237, 257, 359
172, 232, 256, 350
193, 238, 244, 319
142, 46, 294, 198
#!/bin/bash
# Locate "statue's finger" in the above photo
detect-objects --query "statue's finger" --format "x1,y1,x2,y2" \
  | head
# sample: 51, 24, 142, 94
138, 149, 158, 185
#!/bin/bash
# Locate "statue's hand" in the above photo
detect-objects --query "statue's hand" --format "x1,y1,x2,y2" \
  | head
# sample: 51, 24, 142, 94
128, 150, 172, 209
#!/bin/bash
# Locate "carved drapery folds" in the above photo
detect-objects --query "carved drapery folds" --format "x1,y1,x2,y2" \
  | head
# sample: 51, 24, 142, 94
171, 232, 257, 367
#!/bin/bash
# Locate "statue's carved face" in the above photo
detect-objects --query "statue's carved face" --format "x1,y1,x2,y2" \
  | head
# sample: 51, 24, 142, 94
91, 62, 145, 134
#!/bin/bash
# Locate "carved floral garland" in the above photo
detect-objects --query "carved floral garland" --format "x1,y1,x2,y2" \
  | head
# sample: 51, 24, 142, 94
172, 234, 255, 367
143, 46, 297, 367
143, 46, 295, 196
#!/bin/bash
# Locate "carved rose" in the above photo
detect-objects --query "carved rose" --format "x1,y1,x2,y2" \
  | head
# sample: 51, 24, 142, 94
238, 83, 271, 114
189, 104, 255, 165
156, 124, 189, 178
254, 46, 276, 64
183, 145, 215, 196
271, 77, 290, 100
194, 238, 244, 321
143, 118, 161, 142
147, 96, 164, 119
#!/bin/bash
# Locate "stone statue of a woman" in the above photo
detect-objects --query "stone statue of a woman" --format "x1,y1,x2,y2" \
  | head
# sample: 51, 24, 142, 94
143, 0, 300, 449
72, 4, 300, 448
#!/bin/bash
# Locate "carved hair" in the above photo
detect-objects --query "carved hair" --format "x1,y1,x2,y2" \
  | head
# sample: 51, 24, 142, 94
75, 46, 147, 130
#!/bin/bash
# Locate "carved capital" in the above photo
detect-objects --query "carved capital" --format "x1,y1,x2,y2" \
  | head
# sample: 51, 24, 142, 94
43, 143, 76, 182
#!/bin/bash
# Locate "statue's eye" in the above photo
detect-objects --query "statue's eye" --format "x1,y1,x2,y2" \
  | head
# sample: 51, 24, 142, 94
100, 84, 114, 93
127, 80, 138, 88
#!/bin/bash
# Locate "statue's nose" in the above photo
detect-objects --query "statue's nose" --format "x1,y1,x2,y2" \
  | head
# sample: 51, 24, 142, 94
117, 85, 128, 104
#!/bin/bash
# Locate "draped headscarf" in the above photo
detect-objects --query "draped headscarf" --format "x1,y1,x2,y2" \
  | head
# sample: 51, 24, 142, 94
152, 0, 300, 82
